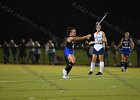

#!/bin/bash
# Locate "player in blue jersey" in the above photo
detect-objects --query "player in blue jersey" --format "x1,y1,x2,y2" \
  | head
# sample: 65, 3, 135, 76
116, 32, 134, 72
62, 26, 91, 79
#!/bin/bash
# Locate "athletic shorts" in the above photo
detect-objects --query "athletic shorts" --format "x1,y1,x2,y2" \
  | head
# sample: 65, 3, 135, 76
93, 48, 105, 55
121, 48, 131, 56
64, 47, 74, 58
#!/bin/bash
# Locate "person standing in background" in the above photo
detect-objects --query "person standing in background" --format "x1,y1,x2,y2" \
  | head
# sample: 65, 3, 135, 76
45, 40, 56, 64
136, 39, 140, 67
2, 41, 10, 64
34, 41, 41, 64
27, 38, 35, 64
19, 39, 27, 64
110, 41, 118, 66
9, 39, 18, 64
83, 40, 92, 65
104, 44, 110, 66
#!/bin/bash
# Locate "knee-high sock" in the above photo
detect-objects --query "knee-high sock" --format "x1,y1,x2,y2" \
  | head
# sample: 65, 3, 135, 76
125, 62, 128, 70
99, 62, 104, 73
121, 62, 125, 69
90, 61, 95, 72
65, 62, 73, 75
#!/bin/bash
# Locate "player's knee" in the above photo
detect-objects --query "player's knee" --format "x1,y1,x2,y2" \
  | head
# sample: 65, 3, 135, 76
71, 60, 75, 64
99, 57, 104, 62
91, 59, 96, 62
92, 57, 97, 62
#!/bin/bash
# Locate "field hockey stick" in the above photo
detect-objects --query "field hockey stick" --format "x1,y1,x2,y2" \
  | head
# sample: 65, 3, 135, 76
96, 13, 108, 26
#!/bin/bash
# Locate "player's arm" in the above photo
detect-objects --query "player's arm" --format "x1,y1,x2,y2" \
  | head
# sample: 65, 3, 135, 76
116, 38, 123, 49
130, 38, 135, 49
88, 41, 95, 45
72, 34, 91, 41
102, 31, 108, 45
114, 45, 117, 49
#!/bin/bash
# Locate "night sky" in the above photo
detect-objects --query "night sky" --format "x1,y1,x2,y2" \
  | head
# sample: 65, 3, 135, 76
0, 0, 140, 44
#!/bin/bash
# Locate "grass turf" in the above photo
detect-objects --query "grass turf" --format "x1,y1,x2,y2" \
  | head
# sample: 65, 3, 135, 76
0, 64, 140, 100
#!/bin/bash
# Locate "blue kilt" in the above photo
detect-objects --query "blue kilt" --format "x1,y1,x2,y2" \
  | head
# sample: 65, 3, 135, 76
64, 47, 74, 57
120, 48, 131, 56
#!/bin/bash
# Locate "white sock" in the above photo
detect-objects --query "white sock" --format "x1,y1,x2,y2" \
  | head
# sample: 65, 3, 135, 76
63, 69, 67, 76
90, 62, 95, 72
121, 66, 125, 69
99, 62, 104, 73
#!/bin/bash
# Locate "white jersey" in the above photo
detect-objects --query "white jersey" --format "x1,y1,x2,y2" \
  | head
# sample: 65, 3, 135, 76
93, 31, 105, 51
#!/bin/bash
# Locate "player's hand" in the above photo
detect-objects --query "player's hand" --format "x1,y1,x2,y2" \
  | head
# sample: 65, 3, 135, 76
89, 41, 94, 45
86, 34, 92, 40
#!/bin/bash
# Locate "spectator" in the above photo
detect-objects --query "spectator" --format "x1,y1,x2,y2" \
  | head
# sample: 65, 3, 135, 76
110, 41, 118, 66
27, 38, 35, 64
60, 37, 67, 48
9, 39, 18, 64
2, 41, 10, 64
136, 39, 140, 67
19, 39, 27, 64
83, 41, 92, 65
34, 41, 41, 64
45, 40, 56, 64
52, 37, 59, 48
104, 45, 110, 66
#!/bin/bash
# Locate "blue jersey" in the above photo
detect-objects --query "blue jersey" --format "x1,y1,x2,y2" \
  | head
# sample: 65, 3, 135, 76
122, 38, 130, 48
121, 38, 131, 56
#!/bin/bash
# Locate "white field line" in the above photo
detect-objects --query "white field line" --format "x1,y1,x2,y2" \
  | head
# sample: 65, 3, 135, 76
0, 80, 44, 83
0, 77, 113, 83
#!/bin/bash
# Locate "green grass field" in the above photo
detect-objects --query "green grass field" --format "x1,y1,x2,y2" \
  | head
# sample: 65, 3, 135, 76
0, 64, 140, 100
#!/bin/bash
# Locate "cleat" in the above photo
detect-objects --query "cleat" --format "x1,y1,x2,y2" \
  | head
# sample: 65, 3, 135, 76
95, 72, 102, 75
62, 75, 70, 79
66, 75, 70, 78
121, 69, 124, 72
62, 75, 67, 79
121, 68, 125, 72
62, 69, 70, 79
88, 71, 93, 75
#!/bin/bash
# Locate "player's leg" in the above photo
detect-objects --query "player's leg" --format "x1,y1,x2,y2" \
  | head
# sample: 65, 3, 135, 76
65, 55, 75, 75
96, 54, 104, 75
95, 48, 105, 75
121, 54, 125, 72
124, 55, 129, 71
89, 54, 97, 75
63, 54, 75, 79
124, 48, 131, 71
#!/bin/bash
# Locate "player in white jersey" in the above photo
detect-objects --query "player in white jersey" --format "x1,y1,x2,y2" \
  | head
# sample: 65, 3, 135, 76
88, 23, 108, 75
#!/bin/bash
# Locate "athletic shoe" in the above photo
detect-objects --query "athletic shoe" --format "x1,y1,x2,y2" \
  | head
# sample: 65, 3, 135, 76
88, 71, 93, 75
66, 75, 70, 78
121, 68, 125, 72
62, 75, 70, 79
95, 72, 102, 75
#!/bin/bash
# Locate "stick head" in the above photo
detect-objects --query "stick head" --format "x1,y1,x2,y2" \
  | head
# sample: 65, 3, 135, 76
95, 22, 101, 28
104, 13, 108, 15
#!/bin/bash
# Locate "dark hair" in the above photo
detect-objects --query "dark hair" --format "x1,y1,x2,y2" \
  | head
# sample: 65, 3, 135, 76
66, 27, 75, 35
